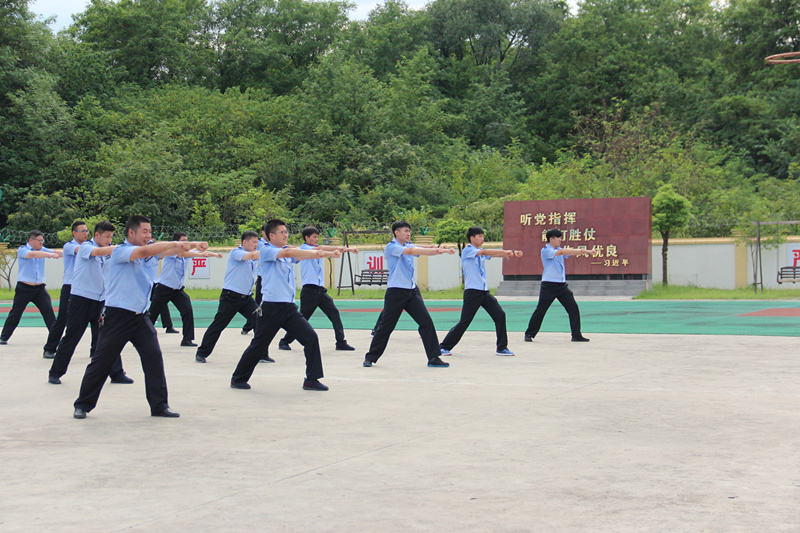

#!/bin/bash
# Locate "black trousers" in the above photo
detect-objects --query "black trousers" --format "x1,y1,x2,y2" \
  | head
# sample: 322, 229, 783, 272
525, 282, 582, 339
440, 289, 508, 351
365, 287, 440, 362
151, 305, 174, 329
149, 283, 194, 341
49, 295, 118, 379
281, 285, 345, 345
196, 290, 260, 359
74, 308, 169, 414
1, 282, 56, 341
232, 302, 323, 384
43, 284, 71, 352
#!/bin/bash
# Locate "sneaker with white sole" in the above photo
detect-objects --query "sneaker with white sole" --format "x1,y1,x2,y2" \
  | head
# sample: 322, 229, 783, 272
495, 348, 515, 356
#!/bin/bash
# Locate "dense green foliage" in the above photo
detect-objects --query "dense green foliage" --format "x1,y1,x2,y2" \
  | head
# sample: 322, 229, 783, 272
1, 0, 799, 238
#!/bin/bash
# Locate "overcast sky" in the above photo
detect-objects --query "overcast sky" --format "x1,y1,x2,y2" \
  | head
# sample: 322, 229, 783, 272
31, 0, 429, 31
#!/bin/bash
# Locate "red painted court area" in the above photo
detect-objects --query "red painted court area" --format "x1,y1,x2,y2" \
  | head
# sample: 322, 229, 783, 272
737, 308, 800, 317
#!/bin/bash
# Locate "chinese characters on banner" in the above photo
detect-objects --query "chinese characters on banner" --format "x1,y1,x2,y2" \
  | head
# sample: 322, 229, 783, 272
503, 198, 652, 277
188, 257, 210, 279
363, 251, 385, 271
787, 246, 800, 267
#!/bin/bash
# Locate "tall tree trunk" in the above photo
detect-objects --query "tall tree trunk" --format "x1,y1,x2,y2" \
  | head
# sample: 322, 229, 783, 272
661, 231, 669, 287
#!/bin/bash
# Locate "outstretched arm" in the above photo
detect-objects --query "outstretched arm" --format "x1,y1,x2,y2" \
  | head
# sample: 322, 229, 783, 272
555, 247, 599, 257
130, 241, 208, 261
402, 246, 455, 256
278, 248, 341, 260
478, 249, 523, 258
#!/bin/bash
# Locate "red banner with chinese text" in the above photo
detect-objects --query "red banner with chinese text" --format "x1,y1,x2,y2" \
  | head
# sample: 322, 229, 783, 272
503, 198, 652, 277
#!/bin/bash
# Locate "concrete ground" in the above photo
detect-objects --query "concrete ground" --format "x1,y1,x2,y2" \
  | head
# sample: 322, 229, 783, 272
1, 326, 799, 532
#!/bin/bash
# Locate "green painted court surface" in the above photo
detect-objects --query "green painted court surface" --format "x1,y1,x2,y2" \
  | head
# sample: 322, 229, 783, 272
3, 299, 799, 337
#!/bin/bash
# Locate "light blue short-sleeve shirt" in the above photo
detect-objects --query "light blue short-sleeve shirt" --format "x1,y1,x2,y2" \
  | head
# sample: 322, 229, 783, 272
62, 239, 80, 285
541, 245, 567, 283
259, 243, 298, 303
386, 239, 416, 289
158, 254, 188, 289
461, 244, 490, 291
104, 240, 153, 313
256, 238, 269, 277
17, 243, 53, 284
298, 243, 324, 287
71, 239, 110, 301
223, 247, 257, 296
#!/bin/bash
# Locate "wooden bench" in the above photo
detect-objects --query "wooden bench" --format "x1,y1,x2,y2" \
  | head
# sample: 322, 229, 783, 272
777, 266, 800, 284
354, 269, 389, 286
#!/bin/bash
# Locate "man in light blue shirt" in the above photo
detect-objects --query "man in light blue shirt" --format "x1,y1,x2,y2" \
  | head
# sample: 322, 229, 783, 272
279, 226, 358, 352
49, 221, 131, 385
231, 219, 340, 392
363, 220, 455, 368
73, 215, 208, 419
525, 228, 598, 343
43, 221, 90, 358
0, 230, 62, 345
149, 231, 222, 347
195, 231, 261, 363
439, 226, 523, 357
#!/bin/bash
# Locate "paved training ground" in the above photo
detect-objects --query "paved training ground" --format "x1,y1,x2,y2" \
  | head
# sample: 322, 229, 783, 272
1, 300, 799, 531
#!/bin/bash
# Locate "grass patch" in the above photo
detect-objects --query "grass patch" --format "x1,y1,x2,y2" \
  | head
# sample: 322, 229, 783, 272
634, 284, 800, 300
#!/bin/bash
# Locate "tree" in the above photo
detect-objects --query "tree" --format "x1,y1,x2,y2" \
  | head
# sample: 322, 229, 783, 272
0, 246, 18, 289
652, 184, 692, 287
435, 217, 474, 255
71, 0, 212, 86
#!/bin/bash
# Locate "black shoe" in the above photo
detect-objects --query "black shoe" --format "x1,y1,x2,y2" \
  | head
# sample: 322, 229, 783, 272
110, 374, 134, 384
195, 354, 206, 363
43, 350, 56, 359
241, 329, 250, 335
278, 342, 292, 351
336, 342, 355, 351
48, 375, 61, 385
572, 336, 590, 342
427, 356, 450, 368
164, 327, 179, 334
524, 334, 533, 342
303, 379, 329, 391
151, 407, 180, 418
180, 340, 198, 347
0, 338, 7, 345
362, 357, 374, 367
230, 379, 251, 390
73, 408, 87, 419
259, 356, 275, 363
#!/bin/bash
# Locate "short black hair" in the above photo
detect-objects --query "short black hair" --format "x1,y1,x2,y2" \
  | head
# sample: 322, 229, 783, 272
392, 220, 411, 236
546, 228, 563, 242
27, 230, 43, 240
241, 230, 258, 241
467, 226, 484, 241
302, 226, 320, 240
265, 219, 286, 238
124, 215, 150, 237
94, 221, 115, 235
71, 220, 87, 232
173, 231, 187, 241
261, 221, 270, 236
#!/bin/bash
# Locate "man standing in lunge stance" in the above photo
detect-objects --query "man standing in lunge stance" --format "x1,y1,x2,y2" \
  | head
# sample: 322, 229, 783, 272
363, 221, 455, 369
439, 226, 522, 357
524, 228, 598, 343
